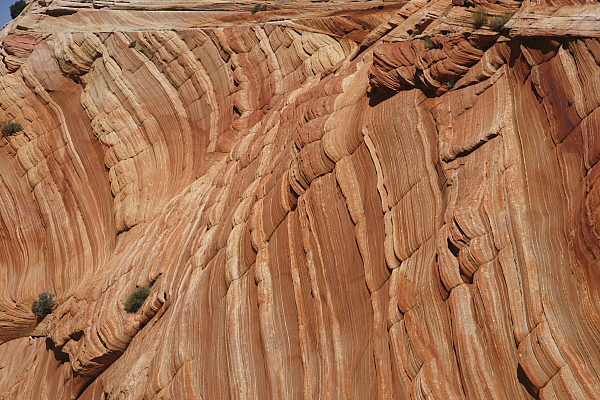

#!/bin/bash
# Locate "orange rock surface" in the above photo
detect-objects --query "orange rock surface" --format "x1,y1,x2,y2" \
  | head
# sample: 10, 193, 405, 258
1, 0, 600, 398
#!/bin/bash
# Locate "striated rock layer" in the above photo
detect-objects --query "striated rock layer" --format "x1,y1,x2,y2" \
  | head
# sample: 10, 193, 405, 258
1, 0, 600, 398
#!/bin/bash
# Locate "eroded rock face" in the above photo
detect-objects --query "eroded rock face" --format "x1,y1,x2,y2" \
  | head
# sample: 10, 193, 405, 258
1, 0, 600, 398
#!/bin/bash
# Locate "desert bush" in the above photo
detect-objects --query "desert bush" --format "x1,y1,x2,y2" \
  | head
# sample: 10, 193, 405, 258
124, 286, 151, 313
128, 40, 137, 48
444, 77, 456, 90
251, 4, 267, 14
1, 121, 22, 137
489, 13, 512, 32
10, 0, 26, 19
422, 36, 438, 50
32, 291, 55, 319
471, 8, 488, 29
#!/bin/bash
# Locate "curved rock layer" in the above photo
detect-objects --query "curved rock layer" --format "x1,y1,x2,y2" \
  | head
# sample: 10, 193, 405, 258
1, 0, 600, 398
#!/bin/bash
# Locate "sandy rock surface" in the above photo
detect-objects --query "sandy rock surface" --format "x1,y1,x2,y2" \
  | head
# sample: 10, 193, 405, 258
1, 0, 600, 398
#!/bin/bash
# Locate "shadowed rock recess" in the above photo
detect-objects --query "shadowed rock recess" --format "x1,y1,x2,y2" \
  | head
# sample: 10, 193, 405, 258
1, 0, 600, 398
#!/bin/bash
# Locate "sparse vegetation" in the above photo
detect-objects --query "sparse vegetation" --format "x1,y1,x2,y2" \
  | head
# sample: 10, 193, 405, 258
32, 291, 55, 319
128, 40, 137, 49
124, 286, 151, 313
9, 0, 26, 19
251, 4, 267, 14
471, 8, 488, 29
1, 121, 22, 137
444, 77, 456, 90
489, 13, 512, 32
422, 36, 438, 50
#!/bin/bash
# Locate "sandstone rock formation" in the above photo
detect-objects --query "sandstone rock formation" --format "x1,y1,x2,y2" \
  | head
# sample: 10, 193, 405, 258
1, 0, 600, 398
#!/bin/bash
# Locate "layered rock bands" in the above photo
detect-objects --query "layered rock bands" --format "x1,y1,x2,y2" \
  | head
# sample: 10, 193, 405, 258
1, 0, 600, 398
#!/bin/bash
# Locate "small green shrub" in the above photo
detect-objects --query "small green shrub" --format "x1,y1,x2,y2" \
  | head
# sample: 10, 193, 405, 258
422, 36, 438, 50
251, 4, 267, 14
9, 0, 26, 19
124, 286, 151, 313
128, 40, 137, 49
1, 121, 22, 136
32, 291, 55, 319
471, 8, 488, 29
489, 13, 512, 32
444, 77, 456, 90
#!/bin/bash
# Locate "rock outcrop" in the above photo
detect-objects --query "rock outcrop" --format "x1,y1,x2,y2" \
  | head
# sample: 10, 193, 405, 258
1, 0, 600, 398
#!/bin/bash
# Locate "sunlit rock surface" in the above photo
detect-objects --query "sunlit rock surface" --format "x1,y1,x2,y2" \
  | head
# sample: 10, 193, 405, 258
1, 0, 600, 398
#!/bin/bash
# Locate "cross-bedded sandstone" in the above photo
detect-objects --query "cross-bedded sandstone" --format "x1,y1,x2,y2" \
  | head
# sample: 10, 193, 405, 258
1, 0, 600, 399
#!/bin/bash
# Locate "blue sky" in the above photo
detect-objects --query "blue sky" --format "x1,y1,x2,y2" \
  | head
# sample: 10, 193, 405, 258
0, 0, 18, 28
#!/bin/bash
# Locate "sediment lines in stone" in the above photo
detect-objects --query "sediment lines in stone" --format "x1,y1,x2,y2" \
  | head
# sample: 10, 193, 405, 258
1, 0, 600, 399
